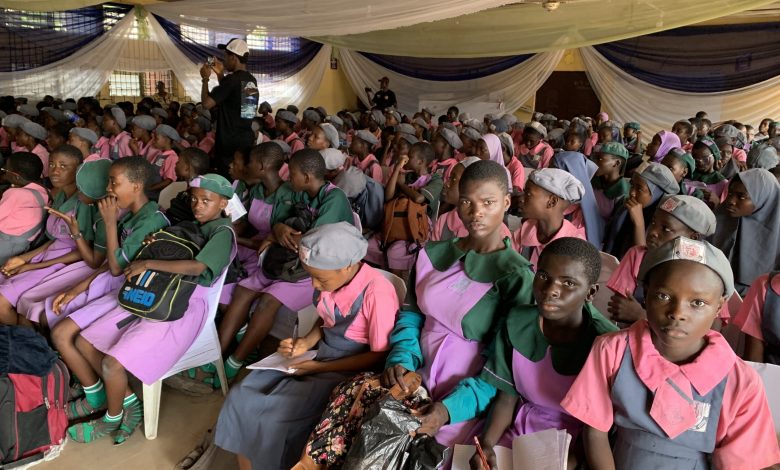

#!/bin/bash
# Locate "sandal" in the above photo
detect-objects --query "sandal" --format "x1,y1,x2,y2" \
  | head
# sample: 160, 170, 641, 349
176, 364, 222, 388
174, 428, 218, 470
164, 374, 217, 397
69, 383, 85, 400
66, 396, 107, 420
113, 399, 143, 445
67, 415, 119, 443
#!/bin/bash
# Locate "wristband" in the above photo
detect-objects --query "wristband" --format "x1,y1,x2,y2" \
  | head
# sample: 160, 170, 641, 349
70, 232, 83, 241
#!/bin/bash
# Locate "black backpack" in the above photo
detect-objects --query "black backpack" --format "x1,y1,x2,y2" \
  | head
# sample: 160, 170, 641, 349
165, 190, 195, 226
262, 202, 316, 282
117, 221, 206, 325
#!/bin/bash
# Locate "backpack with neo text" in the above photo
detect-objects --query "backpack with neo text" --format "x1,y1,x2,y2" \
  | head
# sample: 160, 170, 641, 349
117, 221, 206, 324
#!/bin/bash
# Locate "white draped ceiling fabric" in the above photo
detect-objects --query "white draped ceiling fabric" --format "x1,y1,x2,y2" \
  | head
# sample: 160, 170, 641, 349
0, 13, 137, 98
146, 0, 779, 58
581, 46, 780, 139
145, 0, 521, 37
339, 48, 564, 116
145, 13, 332, 109
0, 9, 331, 108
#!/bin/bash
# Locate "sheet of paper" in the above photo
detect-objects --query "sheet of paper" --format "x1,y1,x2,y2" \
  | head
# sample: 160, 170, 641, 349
246, 350, 317, 373
451, 444, 512, 470
225, 193, 248, 222
512, 429, 569, 470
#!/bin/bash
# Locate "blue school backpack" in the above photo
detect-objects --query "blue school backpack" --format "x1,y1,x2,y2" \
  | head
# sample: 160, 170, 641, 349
116, 221, 206, 326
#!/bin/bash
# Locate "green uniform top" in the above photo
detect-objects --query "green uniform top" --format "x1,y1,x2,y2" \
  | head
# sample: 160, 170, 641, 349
195, 217, 235, 286
94, 201, 169, 269
691, 170, 727, 184
385, 237, 536, 423
271, 182, 354, 228
591, 176, 630, 201
47, 191, 94, 241
248, 182, 283, 219
482, 303, 618, 395
408, 172, 443, 220
233, 179, 249, 207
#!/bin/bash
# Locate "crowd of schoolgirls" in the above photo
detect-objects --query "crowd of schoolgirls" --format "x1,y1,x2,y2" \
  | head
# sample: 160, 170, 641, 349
1, 93, 780, 470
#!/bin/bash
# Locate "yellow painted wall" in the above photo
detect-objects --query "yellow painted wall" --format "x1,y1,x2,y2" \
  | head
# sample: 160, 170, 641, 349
306, 66, 358, 113
556, 49, 586, 72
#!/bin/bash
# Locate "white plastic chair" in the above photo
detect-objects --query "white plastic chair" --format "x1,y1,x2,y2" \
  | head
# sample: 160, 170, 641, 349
747, 361, 780, 433
142, 270, 228, 440
157, 181, 188, 210
296, 269, 407, 336
592, 252, 620, 318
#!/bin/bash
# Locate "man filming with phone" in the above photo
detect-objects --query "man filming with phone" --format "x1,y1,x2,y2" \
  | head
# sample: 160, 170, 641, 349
365, 76, 397, 111
200, 38, 258, 176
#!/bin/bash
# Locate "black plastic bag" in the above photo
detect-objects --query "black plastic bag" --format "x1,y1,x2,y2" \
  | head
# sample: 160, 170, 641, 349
342, 396, 449, 470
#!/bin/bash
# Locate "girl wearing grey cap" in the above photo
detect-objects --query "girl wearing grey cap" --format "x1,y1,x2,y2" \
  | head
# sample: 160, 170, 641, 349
15, 122, 49, 178
128, 115, 159, 163
214, 150, 354, 389
274, 111, 305, 169
68, 128, 102, 162
215, 222, 399, 469
189, 116, 215, 156
306, 123, 339, 152
603, 163, 679, 260
431, 128, 462, 182
606, 195, 719, 325
517, 122, 554, 169
563, 237, 780, 470
101, 108, 133, 160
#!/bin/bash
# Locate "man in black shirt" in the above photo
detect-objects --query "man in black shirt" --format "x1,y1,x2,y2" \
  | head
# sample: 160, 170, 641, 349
200, 38, 258, 176
366, 76, 397, 110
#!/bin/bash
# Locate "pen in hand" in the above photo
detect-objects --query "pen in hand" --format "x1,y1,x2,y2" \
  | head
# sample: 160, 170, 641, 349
474, 436, 490, 470
290, 318, 299, 358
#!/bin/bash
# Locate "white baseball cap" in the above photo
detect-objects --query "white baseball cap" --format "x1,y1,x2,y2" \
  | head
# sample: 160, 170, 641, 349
218, 38, 249, 58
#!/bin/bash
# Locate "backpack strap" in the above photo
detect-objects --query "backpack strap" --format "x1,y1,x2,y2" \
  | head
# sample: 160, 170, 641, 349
768, 271, 780, 297
19, 188, 48, 240
213, 223, 238, 266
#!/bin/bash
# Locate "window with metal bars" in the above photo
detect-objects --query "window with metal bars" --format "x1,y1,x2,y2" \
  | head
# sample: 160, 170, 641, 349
143, 71, 174, 98
180, 23, 295, 52
109, 70, 175, 98
109, 71, 142, 97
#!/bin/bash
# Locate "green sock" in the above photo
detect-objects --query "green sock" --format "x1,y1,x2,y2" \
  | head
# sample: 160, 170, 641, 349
83, 380, 106, 409
67, 411, 122, 443
225, 355, 243, 379
104, 411, 123, 423
114, 396, 143, 445
235, 324, 248, 343
122, 393, 138, 408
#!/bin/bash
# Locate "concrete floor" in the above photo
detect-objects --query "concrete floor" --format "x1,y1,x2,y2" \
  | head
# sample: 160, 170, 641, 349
36, 384, 237, 470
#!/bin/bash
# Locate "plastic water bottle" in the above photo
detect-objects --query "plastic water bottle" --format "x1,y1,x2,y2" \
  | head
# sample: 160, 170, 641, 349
241, 81, 259, 120
63, 110, 81, 125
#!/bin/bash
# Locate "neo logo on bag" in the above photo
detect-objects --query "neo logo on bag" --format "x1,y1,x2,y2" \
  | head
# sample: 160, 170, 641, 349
122, 287, 156, 307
